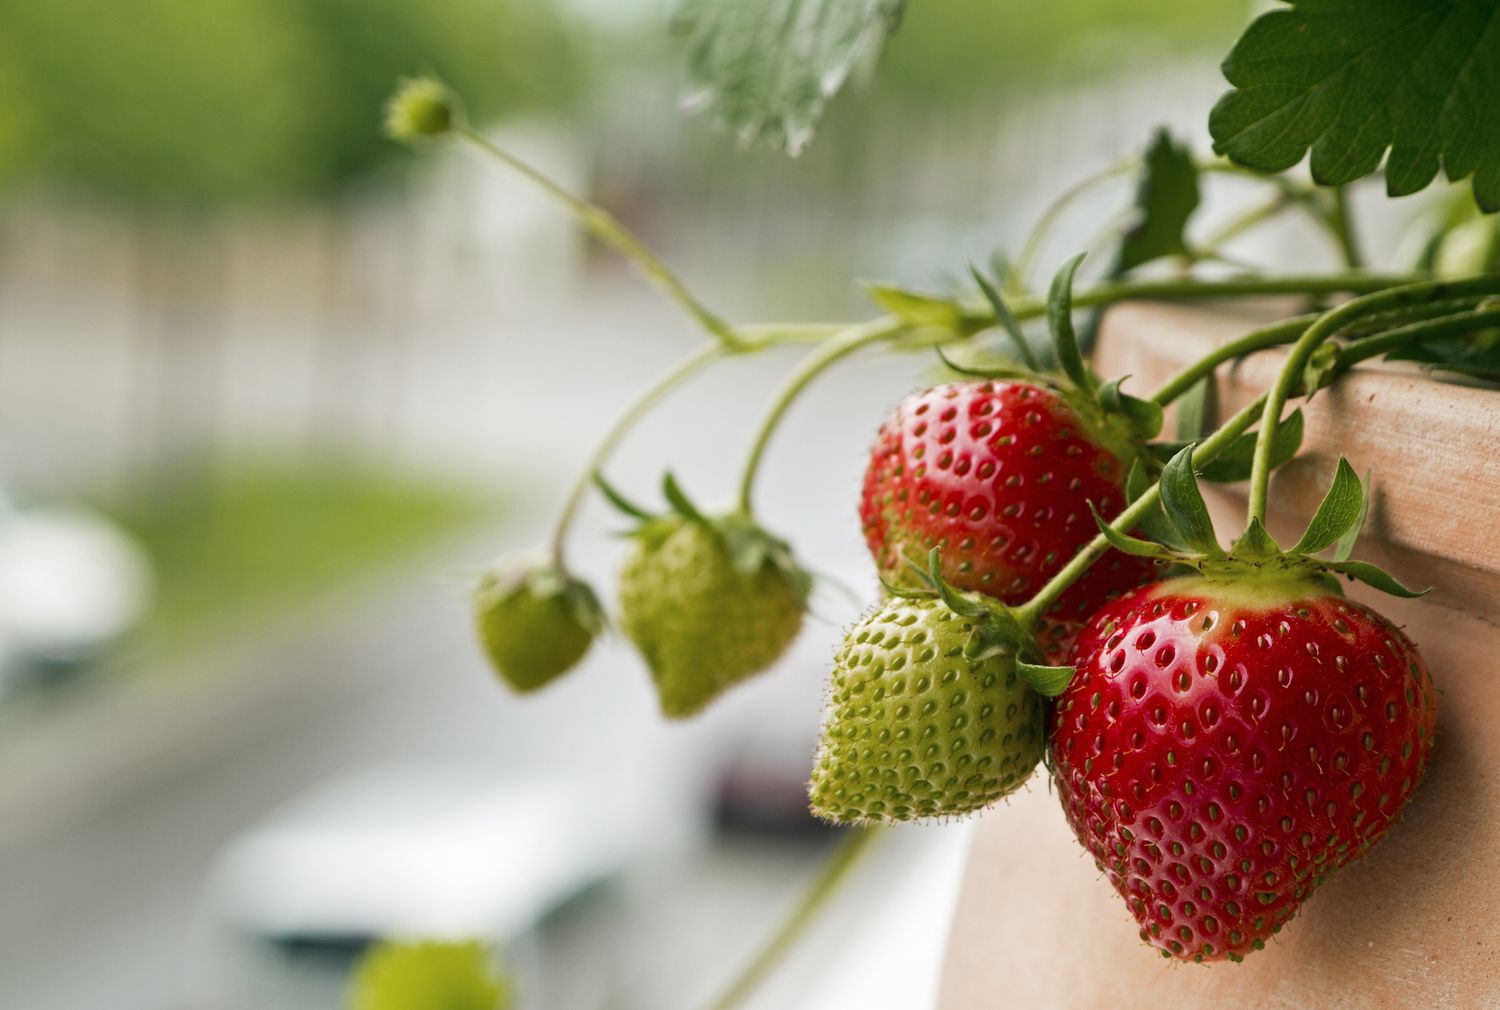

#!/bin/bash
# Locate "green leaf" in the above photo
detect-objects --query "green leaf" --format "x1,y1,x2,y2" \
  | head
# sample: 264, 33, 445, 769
1334, 471, 1372, 562
1047, 253, 1094, 394
1159, 445, 1225, 557
1174, 377, 1211, 441
1089, 502, 1178, 561
672, 0, 905, 155
1290, 457, 1364, 555
348, 940, 511, 1010
1326, 559, 1430, 599
866, 283, 970, 331
1197, 409, 1304, 483
1210, 0, 1500, 212
1119, 129, 1202, 270
969, 263, 1042, 372
1017, 661, 1075, 698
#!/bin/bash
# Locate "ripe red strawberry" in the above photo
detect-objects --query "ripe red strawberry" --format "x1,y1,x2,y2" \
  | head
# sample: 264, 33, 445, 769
859, 379, 1156, 660
1052, 452, 1437, 962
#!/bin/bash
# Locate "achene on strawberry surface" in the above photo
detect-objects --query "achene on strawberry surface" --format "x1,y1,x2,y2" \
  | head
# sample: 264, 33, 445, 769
1051, 573, 1436, 962
859, 380, 1156, 662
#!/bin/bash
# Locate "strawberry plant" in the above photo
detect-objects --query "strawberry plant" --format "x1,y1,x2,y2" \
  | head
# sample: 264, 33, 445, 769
373, 2, 1500, 1002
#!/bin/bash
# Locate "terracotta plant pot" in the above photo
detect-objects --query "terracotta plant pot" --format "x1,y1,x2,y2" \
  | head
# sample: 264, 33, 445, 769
938, 301, 1500, 1008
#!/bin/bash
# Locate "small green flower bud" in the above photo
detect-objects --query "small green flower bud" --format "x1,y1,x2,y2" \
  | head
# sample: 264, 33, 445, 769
473, 560, 603, 692
384, 76, 462, 143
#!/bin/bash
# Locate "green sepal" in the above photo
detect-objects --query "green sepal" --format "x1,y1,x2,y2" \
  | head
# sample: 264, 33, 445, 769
662, 471, 711, 527
1325, 560, 1430, 599
1089, 502, 1178, 561
909, 547, 990, 619
1289, 457, 1364, 556
1125, 458, 1152, 503
1097, 374, 1164, 439
1333, 471, 1372, 563
1231, 517, 1280, 562
1159, 445, 1225, 558
969, 263, 1042, 372
1047, 253, 1096, 396
1017, 661, 1075, 698
593, 470, 657, 521
934, 345, 1036, 382
718, 513, 813, 605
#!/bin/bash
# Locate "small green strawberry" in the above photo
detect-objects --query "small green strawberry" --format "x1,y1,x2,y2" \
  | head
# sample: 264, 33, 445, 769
348, 938, 512, 1010
606, 473, 809, 719
809, 550, 1071, 823
473, 560, 603, 692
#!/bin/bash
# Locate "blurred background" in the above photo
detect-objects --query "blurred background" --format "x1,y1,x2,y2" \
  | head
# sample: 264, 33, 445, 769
0, 1, 1438, 1008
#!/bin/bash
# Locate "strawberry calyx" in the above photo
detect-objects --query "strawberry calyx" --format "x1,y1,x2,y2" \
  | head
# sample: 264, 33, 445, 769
478, 555, 607, 634
886, 547, 1074, 697
595, 470, 812, 605
1092, 445, 1428, 601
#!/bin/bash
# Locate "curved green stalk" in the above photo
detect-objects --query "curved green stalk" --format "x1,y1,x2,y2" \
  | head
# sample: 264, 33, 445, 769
702, 826, 886, 1010
1008, 159, 1138, 295
1149, 315, 1317, 406
1328, 186, 1364, 271
737, 316, 908, 515
1245, 276, 1500, 525
1015, 393, 1270, 626
1331, 308, 1500, 373
549, 343, 726, 563
458, 127, 740, 348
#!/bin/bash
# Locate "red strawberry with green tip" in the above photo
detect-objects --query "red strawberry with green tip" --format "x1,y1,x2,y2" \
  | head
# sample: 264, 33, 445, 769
1051, 449, 1436, 962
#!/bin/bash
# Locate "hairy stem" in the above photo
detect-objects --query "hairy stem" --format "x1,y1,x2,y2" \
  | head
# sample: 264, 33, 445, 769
702, 827, 886, 1010
738, 317, 908, 515
1246, 276, 1500, 525
458, 127, 740, 347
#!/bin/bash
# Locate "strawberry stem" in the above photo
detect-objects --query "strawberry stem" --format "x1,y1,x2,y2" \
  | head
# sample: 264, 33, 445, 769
1245, 276, 1500, 526
456, 127, 743, 349
699, 826, 886, 1010
737, 316, 910, 515
1149, 315, 1317, 406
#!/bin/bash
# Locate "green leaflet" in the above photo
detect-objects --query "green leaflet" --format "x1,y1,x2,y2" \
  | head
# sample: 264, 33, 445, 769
1159, 445, 1226, 558
1210, 0, 1500, 211
1119, 129, 1202, 270
672, 0, 906, 154
1289, 457, 1364, 555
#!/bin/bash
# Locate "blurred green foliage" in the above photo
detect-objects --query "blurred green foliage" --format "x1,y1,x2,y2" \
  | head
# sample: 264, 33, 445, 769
102, 457, 493, 658
873, 0, 1242, 103
0, 0, 584, 206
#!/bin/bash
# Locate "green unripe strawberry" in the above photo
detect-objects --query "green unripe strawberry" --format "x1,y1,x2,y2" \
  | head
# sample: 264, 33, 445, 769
473, 561, 603, 692
600, 472, 810, 718
619, 511, 806, 718
809, 594, 1046, 823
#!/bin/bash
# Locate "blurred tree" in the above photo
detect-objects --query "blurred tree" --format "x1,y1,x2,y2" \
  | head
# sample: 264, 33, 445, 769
0, 0, 585, 206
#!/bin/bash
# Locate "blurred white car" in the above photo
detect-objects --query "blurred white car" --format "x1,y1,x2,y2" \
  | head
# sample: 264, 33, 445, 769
210, 763, 641, 951
0, 496, 152, 691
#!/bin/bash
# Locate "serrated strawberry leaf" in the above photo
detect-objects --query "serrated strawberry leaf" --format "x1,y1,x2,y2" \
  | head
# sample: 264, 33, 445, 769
1159, 445, 1226, 558
1047, 254, 1095, 396
672, 0, 905, 155
1326, 559, 1430, 599
1119, 129, 1202, 270
1210, 0, 1500, 212
1290, 457, 1364, 555
1017, 661, 1074, 698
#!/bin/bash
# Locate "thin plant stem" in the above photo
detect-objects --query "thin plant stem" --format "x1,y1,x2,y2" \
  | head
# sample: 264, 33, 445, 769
458, 127, 740, 347
702, 826, 886, 1010
737, 316, 908, 515
1150, 315, 1317, 406
549, 343, 724, 563
1246, 276, 1500, 525
1329, 186, 1365, 271
1008, 159, 1138, 296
